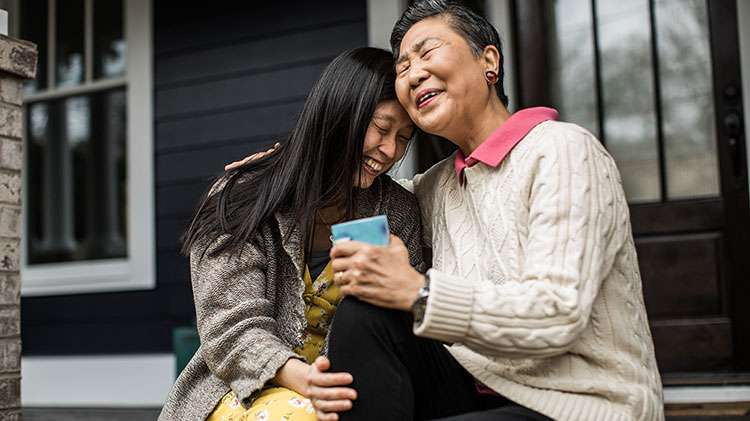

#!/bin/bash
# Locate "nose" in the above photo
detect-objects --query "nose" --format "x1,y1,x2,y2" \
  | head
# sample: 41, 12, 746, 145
379, 133, 397, 160
407, 61, 429, 88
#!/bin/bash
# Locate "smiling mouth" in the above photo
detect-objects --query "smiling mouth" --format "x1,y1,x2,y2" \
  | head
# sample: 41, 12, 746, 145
363, 157, 384, 174
416, 90, 441, 109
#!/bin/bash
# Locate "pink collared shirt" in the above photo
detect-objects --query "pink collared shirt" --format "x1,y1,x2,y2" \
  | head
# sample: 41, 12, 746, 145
455, 107, 559, 186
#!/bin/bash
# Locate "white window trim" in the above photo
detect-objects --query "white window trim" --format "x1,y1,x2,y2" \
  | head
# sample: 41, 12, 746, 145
21, 0, 154, 296
22, 354, 174, 407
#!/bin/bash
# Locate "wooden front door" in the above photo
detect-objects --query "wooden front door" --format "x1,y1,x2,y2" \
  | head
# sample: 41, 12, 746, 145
515, 0, 750, 381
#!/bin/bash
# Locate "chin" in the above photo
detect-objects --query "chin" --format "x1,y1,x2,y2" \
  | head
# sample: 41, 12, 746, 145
356, 176, 376, 189
414, 115, 445, 136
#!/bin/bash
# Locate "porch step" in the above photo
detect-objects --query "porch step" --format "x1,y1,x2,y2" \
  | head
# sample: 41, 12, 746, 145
666, 401, 750, 419
22, 407, 161, 421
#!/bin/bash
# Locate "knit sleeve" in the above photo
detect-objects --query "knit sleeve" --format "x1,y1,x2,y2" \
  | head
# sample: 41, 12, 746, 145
383, 180, 427, 274
191, 235, 301, 406
414, 126, 625, 358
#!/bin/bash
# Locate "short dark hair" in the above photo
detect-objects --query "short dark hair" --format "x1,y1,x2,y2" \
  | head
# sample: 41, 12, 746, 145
390, 0, 509, 106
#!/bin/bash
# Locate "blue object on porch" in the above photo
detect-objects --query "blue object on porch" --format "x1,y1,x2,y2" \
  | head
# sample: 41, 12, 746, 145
173, 324, 200, 377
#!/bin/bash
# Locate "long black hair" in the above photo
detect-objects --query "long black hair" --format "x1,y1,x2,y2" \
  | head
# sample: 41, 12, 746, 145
182, 47, 398, 257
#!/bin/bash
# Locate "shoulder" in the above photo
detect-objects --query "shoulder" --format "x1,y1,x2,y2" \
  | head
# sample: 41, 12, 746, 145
512, 120, 614, 171
411, 152, 456, 199
374, 176, 423, 239
377, 175, 421, 217
522, 120, 602, 153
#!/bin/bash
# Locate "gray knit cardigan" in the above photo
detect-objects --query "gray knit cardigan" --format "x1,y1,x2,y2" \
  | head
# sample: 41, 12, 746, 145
158, 176, 425, 420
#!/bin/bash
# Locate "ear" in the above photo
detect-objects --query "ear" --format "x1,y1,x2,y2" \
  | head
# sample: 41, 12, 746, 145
481, 45, 500, 74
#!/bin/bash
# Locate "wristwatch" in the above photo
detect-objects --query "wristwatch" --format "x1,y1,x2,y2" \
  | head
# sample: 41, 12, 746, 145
412, 272, 431, 325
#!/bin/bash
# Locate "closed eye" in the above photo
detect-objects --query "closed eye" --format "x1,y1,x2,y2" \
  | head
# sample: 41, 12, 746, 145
372, 123, 388, 133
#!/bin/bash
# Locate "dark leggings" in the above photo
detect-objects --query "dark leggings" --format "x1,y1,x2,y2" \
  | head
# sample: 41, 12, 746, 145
327, 297, 554, 421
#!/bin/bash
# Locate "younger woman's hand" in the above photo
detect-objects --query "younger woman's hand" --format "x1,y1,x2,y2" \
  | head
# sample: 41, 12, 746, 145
306, 356, 357, 421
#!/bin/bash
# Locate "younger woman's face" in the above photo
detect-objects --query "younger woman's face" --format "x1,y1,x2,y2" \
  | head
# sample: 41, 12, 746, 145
357, 99, 414, 188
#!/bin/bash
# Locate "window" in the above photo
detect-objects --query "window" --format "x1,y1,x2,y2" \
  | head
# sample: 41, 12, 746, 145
549, 0, 719, 203
20, 0, 154, 295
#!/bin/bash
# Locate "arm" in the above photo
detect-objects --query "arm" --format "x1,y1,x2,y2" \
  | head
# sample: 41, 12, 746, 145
191, 235, 302, 404
415, 127, 625, 358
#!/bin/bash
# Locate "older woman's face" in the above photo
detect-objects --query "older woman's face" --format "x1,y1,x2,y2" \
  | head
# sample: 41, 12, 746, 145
394, 17, 490, 139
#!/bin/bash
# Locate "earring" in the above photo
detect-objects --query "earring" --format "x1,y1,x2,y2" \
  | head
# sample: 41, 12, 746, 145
484, 70, 499, 85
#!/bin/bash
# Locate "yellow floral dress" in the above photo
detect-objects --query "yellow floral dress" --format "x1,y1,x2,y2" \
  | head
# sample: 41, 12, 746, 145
207, 257, 341, 421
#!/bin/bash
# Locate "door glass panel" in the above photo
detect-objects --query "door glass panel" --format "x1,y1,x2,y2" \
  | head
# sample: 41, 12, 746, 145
596, 0, 660, 203
55, 0, 85, 87
655, 0, 719, 199
550, 0, 599, 138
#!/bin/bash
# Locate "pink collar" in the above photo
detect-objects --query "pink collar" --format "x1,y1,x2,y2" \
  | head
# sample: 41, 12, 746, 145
455, 107, 558, 185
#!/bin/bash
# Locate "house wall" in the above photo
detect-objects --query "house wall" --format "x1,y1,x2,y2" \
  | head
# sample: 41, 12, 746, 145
21, 0, 367, 357
21, 0, 367, 407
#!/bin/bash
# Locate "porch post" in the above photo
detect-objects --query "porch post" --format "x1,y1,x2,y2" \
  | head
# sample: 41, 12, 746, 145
0, 32, 37, 418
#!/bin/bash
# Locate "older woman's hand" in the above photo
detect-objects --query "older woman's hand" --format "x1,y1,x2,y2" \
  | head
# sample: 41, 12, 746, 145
223, 142, 280, 171
331, 234, 424, 311
306, 356, 357, 421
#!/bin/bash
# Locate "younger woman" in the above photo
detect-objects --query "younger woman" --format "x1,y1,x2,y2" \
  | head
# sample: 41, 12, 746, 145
158, 47, 425, 421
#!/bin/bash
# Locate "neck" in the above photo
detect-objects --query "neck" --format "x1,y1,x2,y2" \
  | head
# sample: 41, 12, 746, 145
316, 201, 346, 226
454, 99, 512, 156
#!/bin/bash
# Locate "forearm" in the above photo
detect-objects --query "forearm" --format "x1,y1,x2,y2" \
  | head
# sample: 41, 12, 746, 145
270, 357, 310, 396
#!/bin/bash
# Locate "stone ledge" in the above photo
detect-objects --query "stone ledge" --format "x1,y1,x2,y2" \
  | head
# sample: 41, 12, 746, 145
0, 36, 36, 80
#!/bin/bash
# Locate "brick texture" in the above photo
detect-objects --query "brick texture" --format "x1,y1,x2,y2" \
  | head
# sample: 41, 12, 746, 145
0, 275, 19, 306
0, 139, 21, 171
0, 379, 20, 410
0, 411, 20, 420
0, 340, 20, 373
0, 34, 37, 416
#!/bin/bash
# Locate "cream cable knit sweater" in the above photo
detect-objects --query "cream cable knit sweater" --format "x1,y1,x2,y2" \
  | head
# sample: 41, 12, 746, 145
402, 121, 664, 421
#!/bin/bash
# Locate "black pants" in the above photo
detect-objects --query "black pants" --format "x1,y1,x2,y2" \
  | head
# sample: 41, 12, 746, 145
327, 298, 553, 421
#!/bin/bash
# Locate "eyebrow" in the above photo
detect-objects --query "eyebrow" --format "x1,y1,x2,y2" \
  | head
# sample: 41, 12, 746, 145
372, 113, 415, 131
372, 112, 395, 122
395, 36, 442, 66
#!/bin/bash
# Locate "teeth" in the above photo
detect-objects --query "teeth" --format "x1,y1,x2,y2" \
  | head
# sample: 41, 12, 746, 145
364, 157, 383, 172
419, 91, 438, 104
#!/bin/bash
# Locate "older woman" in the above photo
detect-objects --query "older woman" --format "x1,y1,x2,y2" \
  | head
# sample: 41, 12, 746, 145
310, 1, 664, 421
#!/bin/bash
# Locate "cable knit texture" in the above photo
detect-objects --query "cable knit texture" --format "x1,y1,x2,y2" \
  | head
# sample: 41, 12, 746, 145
406, 121, 664, 421
158, 176, 425, 421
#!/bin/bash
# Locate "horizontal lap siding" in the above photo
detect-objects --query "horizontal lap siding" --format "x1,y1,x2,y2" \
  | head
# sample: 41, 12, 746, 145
22, 1, 368, 355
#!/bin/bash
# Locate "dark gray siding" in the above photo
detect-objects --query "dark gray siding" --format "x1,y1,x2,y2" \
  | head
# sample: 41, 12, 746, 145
22, 1, 368, 354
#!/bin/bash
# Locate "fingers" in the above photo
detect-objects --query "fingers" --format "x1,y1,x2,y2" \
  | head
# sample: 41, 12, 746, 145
307, 357, 356, 421
223, 142, 281, 170
308, 385, 357, 401
388, 234, 405, 247
313, 356, 331, 370
309, 370, 354, 387
315, 410, 340, 421
224, 157, 248, 171
330, 241, 371, 259
313, 397, 354, 413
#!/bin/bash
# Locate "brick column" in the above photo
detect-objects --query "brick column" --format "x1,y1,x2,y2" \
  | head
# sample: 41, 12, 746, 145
0, 34, 37, 420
